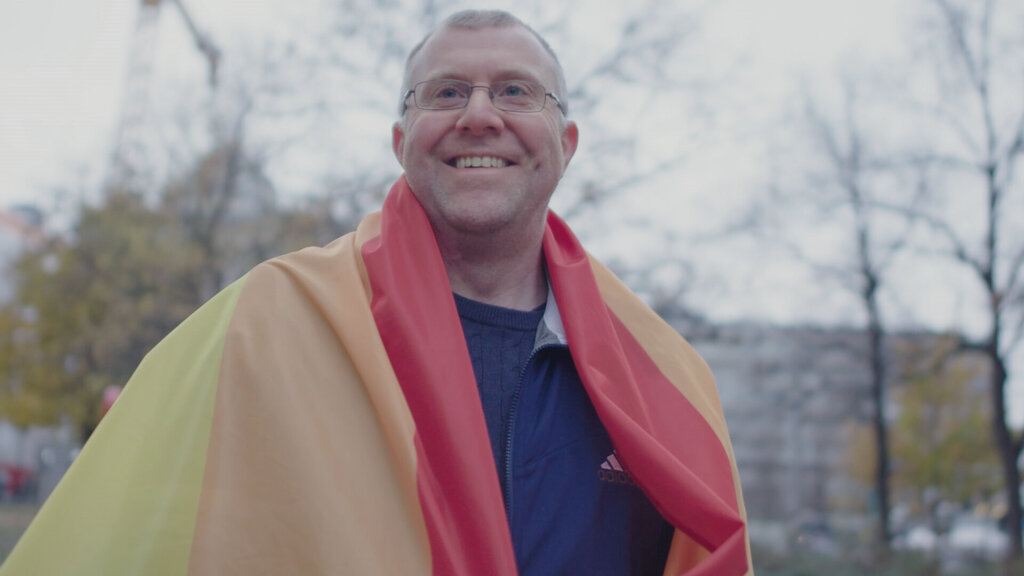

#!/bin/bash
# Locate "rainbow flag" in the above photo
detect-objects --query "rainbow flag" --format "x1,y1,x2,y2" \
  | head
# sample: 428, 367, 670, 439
1, 178, 751, 575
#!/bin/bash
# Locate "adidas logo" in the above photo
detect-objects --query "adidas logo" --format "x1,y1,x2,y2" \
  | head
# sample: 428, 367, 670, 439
597, 452, 636, 486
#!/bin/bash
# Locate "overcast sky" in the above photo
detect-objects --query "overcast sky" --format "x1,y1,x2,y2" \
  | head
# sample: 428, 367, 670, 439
2, 0, 1021, 423
0, 0, 914, 209
0, 0, 916, 311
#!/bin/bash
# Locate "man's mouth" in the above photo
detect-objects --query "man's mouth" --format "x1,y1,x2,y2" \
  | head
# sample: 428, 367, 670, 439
450, 156, 509, 168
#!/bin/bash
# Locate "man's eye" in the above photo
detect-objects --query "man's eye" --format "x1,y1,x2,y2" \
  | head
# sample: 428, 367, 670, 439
430, 82, 467, 100
498, 83, 531, 98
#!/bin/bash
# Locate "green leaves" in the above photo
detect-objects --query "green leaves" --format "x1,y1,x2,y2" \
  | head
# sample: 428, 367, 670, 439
0, 192, 204, 439
890, 340, 1002, 513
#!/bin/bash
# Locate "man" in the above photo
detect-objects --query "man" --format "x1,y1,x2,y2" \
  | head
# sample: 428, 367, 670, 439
1, 10, 750, 576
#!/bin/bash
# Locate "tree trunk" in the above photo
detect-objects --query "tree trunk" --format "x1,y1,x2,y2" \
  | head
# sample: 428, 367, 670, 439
988, 346, 1023, 561
867, 288, 892, 550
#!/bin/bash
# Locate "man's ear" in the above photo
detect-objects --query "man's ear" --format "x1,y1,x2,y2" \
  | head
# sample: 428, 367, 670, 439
561, 121, 579, 170
392, 121, 406, 166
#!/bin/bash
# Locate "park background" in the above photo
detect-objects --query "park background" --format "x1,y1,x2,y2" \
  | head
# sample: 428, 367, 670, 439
1, 0, 1022, 573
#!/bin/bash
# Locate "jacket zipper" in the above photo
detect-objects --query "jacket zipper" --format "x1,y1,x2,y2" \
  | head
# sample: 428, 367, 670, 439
503, 344, 562, 520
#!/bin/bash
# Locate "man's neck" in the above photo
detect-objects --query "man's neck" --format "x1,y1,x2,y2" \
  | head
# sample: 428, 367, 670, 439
437, 229, 547, 311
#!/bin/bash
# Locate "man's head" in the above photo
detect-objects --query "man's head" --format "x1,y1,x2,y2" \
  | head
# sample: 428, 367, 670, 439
399, 11, 570, 118
392, 10, 579, 241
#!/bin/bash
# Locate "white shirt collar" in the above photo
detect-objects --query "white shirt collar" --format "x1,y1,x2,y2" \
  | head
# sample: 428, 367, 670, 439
539, 279, 567, 346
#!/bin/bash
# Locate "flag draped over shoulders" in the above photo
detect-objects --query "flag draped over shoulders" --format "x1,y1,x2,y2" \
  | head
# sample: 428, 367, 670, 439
1, 177, 751, 576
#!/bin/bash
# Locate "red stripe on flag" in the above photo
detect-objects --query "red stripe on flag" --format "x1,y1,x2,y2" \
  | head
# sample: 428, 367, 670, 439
362, 178, 517, 575
543, 211, 748, 574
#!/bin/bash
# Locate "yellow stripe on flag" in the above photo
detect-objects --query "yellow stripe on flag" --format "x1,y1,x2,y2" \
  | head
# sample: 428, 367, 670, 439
0, 278, 246, 576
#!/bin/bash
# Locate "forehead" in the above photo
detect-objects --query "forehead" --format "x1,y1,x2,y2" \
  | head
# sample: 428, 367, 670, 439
407, 25, 560, 87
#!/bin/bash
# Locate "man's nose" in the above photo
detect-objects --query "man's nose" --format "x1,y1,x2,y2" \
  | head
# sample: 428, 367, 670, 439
456, 87, 503, 135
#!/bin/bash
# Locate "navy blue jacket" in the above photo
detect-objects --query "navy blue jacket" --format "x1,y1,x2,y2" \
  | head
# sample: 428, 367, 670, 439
458, 294, 673, 575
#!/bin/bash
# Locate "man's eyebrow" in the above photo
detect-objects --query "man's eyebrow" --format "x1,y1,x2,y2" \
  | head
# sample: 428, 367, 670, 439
420, 69, 466, 82
491, 68, 543, 82
420, 68, 544, 84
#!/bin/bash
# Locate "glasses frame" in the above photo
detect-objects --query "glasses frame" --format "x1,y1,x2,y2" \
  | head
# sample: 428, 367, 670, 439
402, 79, 566, 115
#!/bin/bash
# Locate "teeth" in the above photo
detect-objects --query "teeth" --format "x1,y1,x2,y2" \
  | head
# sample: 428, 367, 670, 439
456, 156, 506, 169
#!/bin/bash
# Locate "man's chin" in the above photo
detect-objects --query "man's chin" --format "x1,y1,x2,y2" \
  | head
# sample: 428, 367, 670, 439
444, 212, 512, 236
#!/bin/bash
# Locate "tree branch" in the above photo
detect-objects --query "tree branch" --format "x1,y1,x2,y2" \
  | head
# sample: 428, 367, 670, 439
934, 0, 982, 88
868, 199, 985, 278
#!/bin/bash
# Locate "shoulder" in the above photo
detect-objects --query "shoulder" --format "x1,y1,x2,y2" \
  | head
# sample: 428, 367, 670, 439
586, 256, 706, 365
254, 232, 359, 282
586, 255, 727, 424
245, 213, 381, 300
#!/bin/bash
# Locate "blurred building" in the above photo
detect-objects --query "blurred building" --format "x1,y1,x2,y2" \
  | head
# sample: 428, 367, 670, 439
667, 315, 996, 555
685, 323, 870, 545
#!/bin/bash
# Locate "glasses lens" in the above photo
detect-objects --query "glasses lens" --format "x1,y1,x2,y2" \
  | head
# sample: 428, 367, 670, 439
491, 81, 545, 112
415, 80, 470, 109
413, 80, 548, 112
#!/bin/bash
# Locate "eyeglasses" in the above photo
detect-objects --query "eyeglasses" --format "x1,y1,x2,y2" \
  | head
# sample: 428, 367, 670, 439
402, 79, 566, 115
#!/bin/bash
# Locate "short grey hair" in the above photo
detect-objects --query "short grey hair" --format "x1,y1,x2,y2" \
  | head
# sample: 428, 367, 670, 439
399, 10, 569, 117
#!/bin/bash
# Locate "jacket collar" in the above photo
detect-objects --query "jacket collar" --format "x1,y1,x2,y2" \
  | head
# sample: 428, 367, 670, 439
535, 279, 567, 348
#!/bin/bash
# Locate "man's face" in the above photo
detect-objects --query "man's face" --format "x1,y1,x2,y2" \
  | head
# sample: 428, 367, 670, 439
392, 25, 578, 240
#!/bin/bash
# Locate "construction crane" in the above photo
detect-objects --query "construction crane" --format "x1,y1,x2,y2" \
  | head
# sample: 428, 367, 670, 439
170, 0, 221, 89
109, 0, 221, 195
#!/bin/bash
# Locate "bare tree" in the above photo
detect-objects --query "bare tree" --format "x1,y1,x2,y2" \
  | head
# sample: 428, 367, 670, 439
892, 0, 1024, 561
758, 74, 919, 551
760, 2, 1024, 561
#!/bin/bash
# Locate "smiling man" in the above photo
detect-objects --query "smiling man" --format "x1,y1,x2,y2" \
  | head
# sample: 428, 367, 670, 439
1, 10, 751, 576
394, 21, 577, 313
